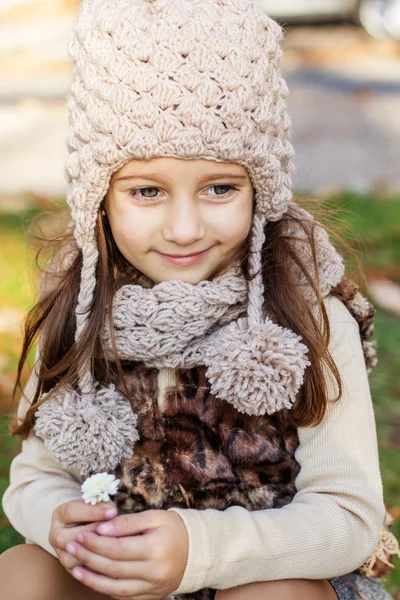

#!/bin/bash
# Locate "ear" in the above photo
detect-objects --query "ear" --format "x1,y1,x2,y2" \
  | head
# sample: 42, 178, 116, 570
99, 194, 110, 221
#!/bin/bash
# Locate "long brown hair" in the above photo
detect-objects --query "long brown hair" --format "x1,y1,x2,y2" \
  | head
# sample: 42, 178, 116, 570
12, 196, 360, 437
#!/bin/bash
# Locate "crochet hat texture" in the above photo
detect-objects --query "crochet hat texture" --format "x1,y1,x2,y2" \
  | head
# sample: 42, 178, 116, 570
35, 0, 344, 475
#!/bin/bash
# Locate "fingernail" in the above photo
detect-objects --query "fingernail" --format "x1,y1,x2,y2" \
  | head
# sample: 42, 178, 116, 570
77, 533, 84, 544
66, 542, 76, 556
98, 522, 113, 534
73, 568, 82, 581
105, 507, 117, 518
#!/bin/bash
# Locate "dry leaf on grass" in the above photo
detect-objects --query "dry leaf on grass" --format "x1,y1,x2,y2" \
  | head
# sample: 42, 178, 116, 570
368, 280, 400, 317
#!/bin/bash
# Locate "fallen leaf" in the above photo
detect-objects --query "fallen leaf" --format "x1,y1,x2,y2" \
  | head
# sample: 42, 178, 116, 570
368, 280, 400, 317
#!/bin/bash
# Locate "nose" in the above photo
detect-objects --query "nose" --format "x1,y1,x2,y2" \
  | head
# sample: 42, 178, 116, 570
162, 198, 206, 246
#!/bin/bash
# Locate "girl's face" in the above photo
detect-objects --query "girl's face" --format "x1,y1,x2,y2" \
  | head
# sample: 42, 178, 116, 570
105, 157, 254, 284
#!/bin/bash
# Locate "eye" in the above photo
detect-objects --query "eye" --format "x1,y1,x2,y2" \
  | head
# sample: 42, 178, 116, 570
128, 187, 162, 200
205, 184, 238, 197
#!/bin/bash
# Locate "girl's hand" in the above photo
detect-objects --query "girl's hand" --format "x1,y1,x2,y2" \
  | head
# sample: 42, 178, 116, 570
50, 498, 118, 573
65, 509, 189, 600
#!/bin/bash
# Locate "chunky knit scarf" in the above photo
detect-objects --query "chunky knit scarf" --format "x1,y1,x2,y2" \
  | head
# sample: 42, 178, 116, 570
103, 263, 248, 367
35, 207, 345, 476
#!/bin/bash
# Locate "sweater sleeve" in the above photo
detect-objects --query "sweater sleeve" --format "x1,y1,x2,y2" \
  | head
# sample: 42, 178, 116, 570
1, 366, 83, 557
168, 295, 386, 594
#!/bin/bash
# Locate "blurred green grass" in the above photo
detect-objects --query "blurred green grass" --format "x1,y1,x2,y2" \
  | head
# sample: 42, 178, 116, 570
0, 193, 399, 593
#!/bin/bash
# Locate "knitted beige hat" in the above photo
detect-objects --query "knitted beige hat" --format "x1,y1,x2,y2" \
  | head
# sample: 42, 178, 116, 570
34, 0, 345, 475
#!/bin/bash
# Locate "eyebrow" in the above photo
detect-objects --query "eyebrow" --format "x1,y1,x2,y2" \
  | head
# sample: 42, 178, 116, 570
114, 172, 248, 182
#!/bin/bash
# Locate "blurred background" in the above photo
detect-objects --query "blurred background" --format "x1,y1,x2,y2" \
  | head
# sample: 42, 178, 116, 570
0, 0, 399, 593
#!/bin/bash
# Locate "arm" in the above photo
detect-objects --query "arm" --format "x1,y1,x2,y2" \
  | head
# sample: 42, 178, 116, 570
2, 365, 82, 557
168, 296, 386, 594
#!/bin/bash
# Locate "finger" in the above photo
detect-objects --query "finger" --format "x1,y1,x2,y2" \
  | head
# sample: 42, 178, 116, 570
55, 499, 118, 527
66, 540, 148, 580
57, 549, 81, 571
71, 565, 150, 598
50, 520, 104, 552
76, 530, 147, 561
96, 510, 158, 537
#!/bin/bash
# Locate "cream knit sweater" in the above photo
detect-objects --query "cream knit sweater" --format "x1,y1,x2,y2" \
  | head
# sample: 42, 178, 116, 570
2, 296, 386, 594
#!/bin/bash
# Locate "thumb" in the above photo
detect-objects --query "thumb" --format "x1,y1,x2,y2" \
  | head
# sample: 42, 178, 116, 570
53, 498, 118, 527
96, 509, 159, 537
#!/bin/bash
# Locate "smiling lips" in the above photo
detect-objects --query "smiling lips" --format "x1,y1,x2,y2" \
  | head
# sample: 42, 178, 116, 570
157, 247, 213, 265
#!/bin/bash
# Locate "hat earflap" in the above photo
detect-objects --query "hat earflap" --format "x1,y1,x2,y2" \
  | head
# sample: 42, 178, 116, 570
35, 233, 140, 477
203, 213, 311, 416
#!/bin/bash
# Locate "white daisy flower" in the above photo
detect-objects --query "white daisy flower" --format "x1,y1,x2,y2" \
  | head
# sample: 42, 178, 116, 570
81, 473, 120, 505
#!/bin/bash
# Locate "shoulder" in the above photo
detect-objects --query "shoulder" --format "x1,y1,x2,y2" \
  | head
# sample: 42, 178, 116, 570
311, 295, 369, 392
312, 294, 355, 319
312, 295, 360, 339
312, 296, 371, 405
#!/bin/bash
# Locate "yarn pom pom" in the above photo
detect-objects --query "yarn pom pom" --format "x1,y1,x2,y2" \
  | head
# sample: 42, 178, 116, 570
203, 318, 311, 416
34, 384, 139, 477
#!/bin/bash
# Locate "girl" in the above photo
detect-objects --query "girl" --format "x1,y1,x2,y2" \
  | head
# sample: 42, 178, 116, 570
1, 0, 399, 599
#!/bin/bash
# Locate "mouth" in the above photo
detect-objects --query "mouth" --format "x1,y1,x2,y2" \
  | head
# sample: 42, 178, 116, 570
159, 248, 211, 258
157, 246, 213, 266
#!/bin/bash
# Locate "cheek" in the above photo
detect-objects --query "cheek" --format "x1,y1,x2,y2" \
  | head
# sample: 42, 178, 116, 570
213, 200, 253, 245
108, 206, 154, 256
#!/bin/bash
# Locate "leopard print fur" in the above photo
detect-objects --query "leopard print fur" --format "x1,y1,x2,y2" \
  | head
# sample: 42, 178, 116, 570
114, 364, 300, 515
112, 364, 299, 600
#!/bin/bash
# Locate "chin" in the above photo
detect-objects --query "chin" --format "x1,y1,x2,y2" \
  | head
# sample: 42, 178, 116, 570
178, 274, 204, 285
154, 266, 210, 285
164, 273, 203, 285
